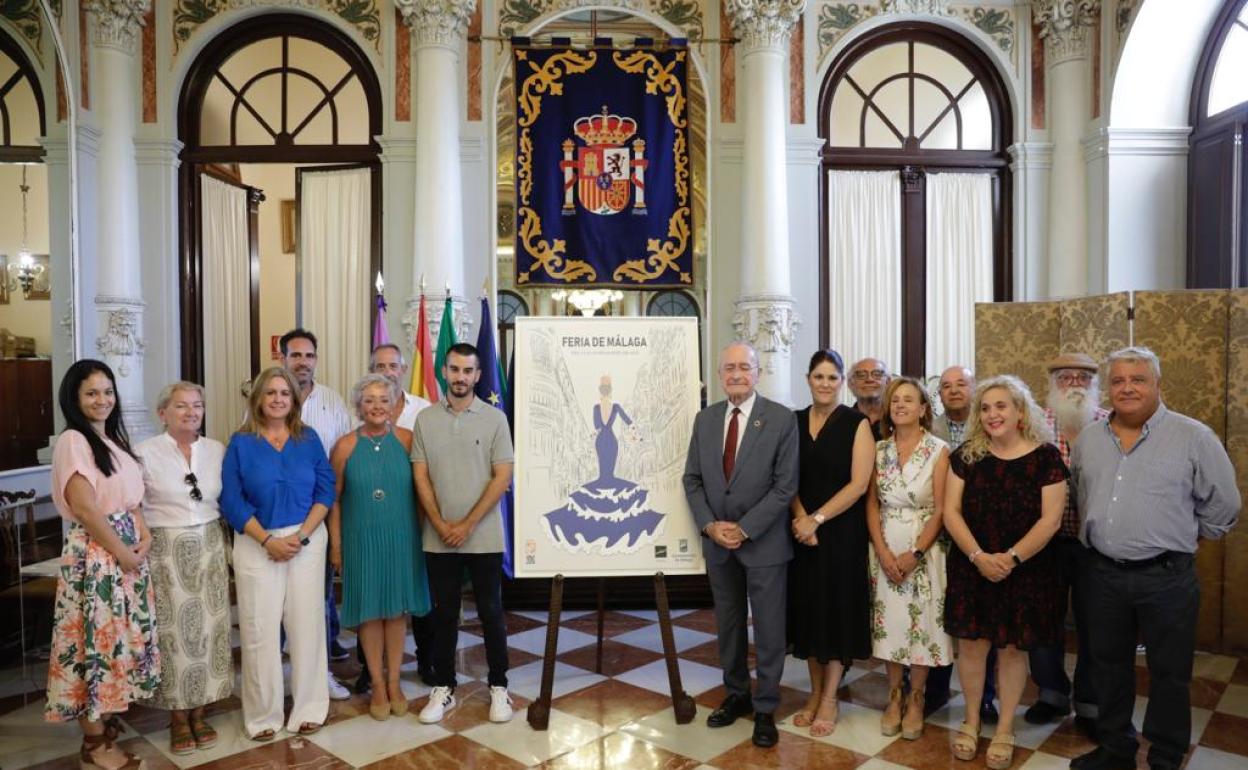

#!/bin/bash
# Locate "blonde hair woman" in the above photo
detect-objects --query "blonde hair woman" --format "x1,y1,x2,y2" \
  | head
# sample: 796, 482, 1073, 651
134, 381, 232, 755
943, 375, 1067, 769
220, 367, 336, 740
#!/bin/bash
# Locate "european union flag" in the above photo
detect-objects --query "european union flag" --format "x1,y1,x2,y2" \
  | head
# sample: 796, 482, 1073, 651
474, 297, 514, 578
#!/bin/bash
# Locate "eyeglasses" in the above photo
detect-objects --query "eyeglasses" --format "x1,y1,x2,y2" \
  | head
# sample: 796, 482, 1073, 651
852, 369, 887, 381
1055, 371, 1094, 386
185, 473, 203, 502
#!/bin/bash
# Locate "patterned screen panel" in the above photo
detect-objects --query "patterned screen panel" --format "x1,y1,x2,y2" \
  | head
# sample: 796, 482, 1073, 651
974, 300, 1060, 400
1058, 292, 1130, 383
1224, 290, 1248, 652
1134, 289, 1229, 650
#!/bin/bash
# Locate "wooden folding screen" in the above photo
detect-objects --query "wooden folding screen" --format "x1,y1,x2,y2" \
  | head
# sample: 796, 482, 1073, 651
974, 300, 1060, 398
1134, 290, 1229, 651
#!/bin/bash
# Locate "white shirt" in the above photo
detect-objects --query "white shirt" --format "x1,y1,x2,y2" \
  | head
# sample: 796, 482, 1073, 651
722, 391, 757, 457
397, 391, 432, 431
301, 382, 351, 457
134, 432, 226, 529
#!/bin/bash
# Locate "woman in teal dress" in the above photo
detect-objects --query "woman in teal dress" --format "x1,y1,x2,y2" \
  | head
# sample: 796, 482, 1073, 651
329, 374, 431, 721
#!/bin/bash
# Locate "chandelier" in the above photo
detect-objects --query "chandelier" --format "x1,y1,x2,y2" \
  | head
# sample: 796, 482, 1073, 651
7, 165, 44, 298
551, 289, 624, 316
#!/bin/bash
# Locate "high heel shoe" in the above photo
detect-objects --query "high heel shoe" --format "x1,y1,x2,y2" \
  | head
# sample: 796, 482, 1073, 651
369, 698, 392, 721
881, 686, 903, 736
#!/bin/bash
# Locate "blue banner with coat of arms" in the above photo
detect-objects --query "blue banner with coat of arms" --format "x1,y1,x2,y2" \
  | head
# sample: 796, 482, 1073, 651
512, 42, 692, 287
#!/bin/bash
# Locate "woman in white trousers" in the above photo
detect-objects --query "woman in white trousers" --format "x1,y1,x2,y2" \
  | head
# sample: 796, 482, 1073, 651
221, 367, 337, 740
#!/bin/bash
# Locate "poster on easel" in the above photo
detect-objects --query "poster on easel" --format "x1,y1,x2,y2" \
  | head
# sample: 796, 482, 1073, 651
513, 316, 704, 578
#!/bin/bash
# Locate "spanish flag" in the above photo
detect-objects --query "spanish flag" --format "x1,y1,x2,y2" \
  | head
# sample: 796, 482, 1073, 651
410, 294, 440, 403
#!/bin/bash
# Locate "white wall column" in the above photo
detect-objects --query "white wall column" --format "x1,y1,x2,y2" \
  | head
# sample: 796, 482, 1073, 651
135, 138, 184, 406
1036, 0, 1098, 299
726, 0, 805, 405
84, 0, 153, 438
397, 0, 474, 343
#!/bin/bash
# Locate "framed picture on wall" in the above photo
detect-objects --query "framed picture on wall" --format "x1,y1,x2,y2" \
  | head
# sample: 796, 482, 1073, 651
0, 255, 9, 304
281, 199, 296, 254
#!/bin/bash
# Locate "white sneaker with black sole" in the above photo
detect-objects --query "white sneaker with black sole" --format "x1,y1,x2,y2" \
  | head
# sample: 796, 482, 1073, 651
488, 686, 513, 723
419, 686, 456, 723
327, 673, 351, 701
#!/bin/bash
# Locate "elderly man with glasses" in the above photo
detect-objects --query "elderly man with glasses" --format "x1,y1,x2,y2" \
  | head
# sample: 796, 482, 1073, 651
848, 358, 891, 440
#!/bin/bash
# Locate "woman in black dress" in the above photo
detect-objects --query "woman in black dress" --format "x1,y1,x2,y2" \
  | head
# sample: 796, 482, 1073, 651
944, 375, 1067, 770
787, 349, 875, 737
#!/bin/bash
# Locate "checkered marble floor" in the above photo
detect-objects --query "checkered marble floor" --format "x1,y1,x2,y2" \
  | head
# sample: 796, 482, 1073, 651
3, 605, 1248, 769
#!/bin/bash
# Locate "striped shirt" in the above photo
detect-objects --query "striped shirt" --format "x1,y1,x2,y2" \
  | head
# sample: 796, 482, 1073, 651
1045, 406, 1110, 538
300, 382, 351, 457
1070, 403, 1240, 560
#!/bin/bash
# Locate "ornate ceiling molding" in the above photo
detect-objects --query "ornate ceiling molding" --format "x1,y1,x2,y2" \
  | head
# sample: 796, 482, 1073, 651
1034, 0, 1099, 66
396, 0, 477, 48
83, 0, 151, 54
726, 0, 806, 52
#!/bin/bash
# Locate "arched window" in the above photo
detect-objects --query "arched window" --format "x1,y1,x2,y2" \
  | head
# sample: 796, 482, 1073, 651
497, 290, 527, 366
647, 290, 699, 318
1188, 0, 1248, 288
0, 29, 45, 161
818, 23, 1011, 378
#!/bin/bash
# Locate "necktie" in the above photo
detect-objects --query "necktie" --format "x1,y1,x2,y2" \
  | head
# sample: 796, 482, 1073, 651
723, 407, 741, 481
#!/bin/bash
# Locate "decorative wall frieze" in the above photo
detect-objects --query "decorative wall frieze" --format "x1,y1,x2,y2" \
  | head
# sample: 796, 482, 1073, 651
84, 0, 151, 54
816, 2, 1017, 70
1033, 0, 1099, 66
171, 0, 382, 55
0, 0, 44, 53
396, 0, 476, 47
726, 0, 806, 51
731, 294, 800, 375
497, 0, 705, 42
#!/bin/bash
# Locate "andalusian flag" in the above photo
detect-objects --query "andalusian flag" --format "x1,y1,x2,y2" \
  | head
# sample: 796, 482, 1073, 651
433, 296, 456, 396
410, 294, 440, 403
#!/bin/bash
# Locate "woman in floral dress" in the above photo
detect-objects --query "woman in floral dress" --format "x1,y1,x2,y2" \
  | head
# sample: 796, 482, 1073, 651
45, 359, 160, 770
867, 377, 952, 741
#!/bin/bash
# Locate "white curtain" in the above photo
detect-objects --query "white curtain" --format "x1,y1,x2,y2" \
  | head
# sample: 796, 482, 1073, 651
826, 170, 902, 398
925, 172, 994, 380
200, 175, 251, 443
299, 167, 371, 400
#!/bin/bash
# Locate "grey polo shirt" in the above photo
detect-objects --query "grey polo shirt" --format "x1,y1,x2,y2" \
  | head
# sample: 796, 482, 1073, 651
1071, 402, 1240, 560
411, 396, 514, 554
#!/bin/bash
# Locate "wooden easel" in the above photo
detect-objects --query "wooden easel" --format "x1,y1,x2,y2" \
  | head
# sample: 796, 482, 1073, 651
526, 571, 697, 730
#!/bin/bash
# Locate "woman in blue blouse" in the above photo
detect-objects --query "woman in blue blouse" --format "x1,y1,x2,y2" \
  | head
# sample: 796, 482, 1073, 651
221, 367, 336, 741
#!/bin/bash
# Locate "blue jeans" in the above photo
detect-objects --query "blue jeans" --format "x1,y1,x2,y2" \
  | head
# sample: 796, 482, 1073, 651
1028, 537, 1097, 717
326, 562, 340, 650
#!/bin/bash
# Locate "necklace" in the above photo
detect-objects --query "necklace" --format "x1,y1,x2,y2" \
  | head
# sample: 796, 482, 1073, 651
361, 428, 388, 453
263, 430, 288, 451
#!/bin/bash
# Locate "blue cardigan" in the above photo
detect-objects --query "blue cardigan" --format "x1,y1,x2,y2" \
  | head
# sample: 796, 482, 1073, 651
220, 429, 337, 533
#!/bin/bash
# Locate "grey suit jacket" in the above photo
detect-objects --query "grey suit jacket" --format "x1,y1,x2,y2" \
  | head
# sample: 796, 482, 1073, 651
682, 394, 799, 568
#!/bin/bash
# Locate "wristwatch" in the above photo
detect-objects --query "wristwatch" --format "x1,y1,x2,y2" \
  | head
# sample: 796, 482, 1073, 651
299, 531, 311, 546
1009, 548, 1022, 566
812, 513, 827, 525
912, 547, 925, 560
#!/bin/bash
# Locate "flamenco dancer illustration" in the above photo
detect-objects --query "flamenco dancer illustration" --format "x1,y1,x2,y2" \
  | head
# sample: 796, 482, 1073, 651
544, 375, 665, 552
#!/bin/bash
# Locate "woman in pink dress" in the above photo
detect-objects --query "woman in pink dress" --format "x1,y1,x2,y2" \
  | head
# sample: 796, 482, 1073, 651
45, 360, 159, 770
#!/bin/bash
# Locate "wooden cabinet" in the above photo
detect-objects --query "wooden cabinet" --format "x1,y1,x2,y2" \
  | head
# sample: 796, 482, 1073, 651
0, 359, 52, 472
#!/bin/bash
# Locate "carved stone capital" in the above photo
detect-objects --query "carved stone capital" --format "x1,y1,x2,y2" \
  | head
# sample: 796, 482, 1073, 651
94, 301, 146, 378
1034, 0, 1100, 66
83, 0, 150, 54
402, 295, 472, 357
726, 0, 806, 52
396, 0, 476, 49
731, 294, 801, 375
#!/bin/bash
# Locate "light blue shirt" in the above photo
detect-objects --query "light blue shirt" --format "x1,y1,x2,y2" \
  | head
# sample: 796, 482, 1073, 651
1071, 403, 1239, 560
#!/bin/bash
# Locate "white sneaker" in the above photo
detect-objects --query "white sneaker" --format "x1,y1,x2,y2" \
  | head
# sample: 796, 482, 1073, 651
488, 686, 514, 723
419, 686, 456, 723
327, 673, 351, 701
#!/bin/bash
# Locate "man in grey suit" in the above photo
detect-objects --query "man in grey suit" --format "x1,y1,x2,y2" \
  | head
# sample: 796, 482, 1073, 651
683, 342, 799, 748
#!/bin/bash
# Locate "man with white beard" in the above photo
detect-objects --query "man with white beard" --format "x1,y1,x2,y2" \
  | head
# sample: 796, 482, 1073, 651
1025, 353, 1109, 733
